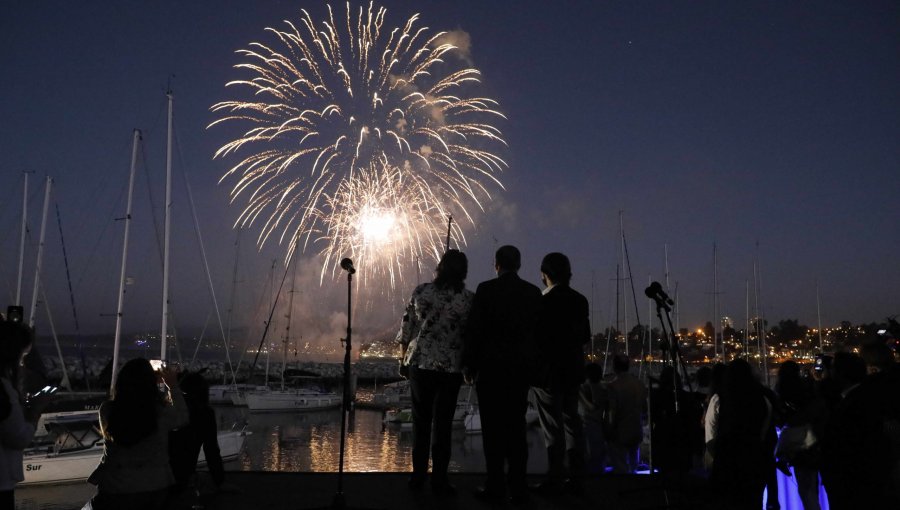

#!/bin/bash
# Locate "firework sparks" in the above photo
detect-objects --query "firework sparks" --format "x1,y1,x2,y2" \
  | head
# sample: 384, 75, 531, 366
210, 2, 506, 284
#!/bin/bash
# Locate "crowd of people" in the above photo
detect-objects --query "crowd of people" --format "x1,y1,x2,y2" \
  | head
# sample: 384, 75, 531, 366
397, 245, 900, 509
0, 245, 897, 509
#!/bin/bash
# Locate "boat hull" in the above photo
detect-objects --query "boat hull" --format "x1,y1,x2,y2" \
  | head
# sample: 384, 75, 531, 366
20, 430, 249, 486
245, 390, 342, 412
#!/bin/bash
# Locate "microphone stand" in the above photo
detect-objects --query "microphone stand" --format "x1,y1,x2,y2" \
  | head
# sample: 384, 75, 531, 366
310, 265, 382, 510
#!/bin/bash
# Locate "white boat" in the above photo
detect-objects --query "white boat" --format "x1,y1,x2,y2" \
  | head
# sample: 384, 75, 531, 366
244, 387, 342, 412
20, 428, 249, 486
210, 384, 269, 405
373, 380, 412, 407
383, 408, 413, 430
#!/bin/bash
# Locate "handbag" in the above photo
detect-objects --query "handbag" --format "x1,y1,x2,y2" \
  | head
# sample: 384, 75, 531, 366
775, 424, 817, 462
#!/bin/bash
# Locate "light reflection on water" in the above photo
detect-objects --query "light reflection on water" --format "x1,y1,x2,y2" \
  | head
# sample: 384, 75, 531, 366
218, 404, 546, 474
15, 387, 547, 509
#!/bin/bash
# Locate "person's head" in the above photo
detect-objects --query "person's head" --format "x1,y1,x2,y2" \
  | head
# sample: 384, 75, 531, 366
776, 360, 806, 402
105, 358, 162, 446
494, 245, 521, 274
584, 363, 602, 383
860, 341, 893, 375
832, 351, 866, 390
0, 320, 33, 381
612, 353, 630, 374
433, 249, 468, 292
179, 371, 211, 411
112, 358, 159, 402
777, 360, 801, 383
723, 358, 758, 398
695, 366, 713, 389
540, 252, 572, 287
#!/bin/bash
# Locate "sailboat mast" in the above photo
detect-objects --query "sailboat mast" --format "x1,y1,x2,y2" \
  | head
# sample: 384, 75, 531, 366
283, 244, 300, 391
745, 280, 750, 359
619, 212, 628, 357
816, 280, 823, 352
160, 90, 174, 361
112, 129, 140, 387
755, 242, 769, 385
28, 176, 52, 328
713, 243, 719, 359
16, 172, 30, 306
225, 230, 241, 385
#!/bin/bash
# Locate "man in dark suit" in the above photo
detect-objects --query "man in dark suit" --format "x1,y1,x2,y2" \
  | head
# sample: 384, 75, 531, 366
530, 252, 590, 496
463, 245, 542, 504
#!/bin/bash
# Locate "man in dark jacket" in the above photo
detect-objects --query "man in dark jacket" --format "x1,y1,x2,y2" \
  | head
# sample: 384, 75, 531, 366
463, 245, 542, 504
530, 252, 590, 496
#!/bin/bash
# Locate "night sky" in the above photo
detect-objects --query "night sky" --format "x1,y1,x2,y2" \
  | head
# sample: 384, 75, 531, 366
1, 1, 898, 352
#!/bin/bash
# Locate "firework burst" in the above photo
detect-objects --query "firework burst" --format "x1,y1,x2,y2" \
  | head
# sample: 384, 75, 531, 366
210, 2, 506, 285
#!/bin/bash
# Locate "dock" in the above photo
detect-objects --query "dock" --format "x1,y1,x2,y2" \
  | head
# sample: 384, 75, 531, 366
17, 471, 705, 509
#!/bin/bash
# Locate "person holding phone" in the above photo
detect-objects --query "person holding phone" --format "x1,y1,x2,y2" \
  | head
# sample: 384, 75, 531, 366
0, 319, 52, 510
88, 358, 188, 510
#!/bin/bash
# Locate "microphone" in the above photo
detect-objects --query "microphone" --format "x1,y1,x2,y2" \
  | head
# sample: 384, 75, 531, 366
644, 281, 673, 308
340, 258, 356, 274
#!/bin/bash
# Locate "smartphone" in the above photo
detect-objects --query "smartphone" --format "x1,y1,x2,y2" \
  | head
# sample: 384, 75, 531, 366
6, 306, 24, 324
149, 359, 166, 371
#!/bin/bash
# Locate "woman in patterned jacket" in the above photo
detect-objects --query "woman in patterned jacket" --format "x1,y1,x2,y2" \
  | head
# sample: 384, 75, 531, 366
397, 249, 473, 497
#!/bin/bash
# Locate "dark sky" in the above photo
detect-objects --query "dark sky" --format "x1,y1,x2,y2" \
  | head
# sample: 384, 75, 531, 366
1, 1, 898, 348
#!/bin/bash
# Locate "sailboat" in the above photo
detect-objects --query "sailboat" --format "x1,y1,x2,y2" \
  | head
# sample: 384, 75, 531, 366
21, 93, 249, 485
243, 244, 341, 412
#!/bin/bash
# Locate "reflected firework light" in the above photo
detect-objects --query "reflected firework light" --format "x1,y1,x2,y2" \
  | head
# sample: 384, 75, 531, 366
210, 2, 507, 287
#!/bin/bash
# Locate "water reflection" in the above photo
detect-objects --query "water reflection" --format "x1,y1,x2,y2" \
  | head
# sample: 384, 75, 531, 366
217, 403, 546, 474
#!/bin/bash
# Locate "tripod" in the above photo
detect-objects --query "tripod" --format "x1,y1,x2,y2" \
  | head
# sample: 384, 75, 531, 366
311, 258, 382, 510
644, 283, 694, 508
647, 282, 693, 401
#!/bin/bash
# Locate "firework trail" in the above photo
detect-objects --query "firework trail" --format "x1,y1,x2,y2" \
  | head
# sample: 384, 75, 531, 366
210, 2, 507, 286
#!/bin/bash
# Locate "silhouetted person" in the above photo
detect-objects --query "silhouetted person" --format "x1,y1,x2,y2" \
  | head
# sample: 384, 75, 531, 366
462, 245, 541, 504
88, 359, 188, 510
530, 252, 589, 496
710, 359, 774, 510
0, 320, 52, 510
651, 365, 701, 477
821, 352, 892, 509
702, 363, 726, 471
168, 371, 225, 506
579, 363, 608, 474
606, 354, 646, 474
774, 360, 823, 510
396, 249, 473, 497
859, 341, 900, 505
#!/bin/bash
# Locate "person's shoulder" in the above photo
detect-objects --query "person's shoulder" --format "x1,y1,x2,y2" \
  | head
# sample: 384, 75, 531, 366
518, 277, 541, 295
413, 282, 433, 295
474, 278, 498, 293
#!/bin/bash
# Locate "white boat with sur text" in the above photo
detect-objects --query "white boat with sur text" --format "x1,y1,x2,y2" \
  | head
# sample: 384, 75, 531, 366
21, 428, 248, 486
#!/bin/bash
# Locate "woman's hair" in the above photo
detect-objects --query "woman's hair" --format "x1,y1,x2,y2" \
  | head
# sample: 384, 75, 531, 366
775, 360, 809, 408
715, 359, 767, 445
433, 249, 468, 292
104, 358, 162, 446
0, 321, 33, 421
